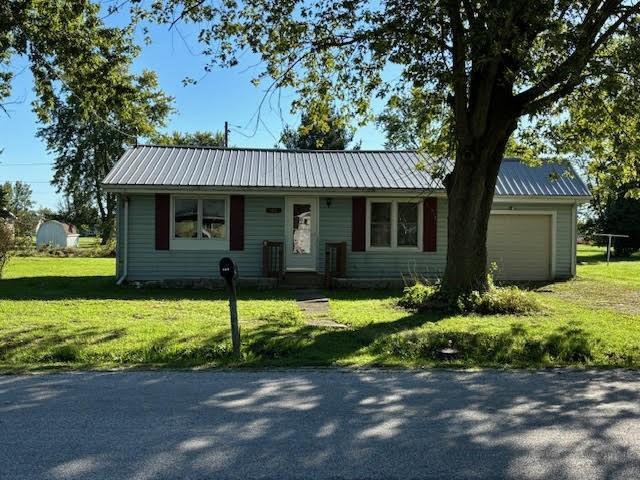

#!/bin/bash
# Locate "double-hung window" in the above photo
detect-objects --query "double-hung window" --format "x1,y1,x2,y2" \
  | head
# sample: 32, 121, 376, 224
171, 196, 228, 250
367, 199, 423, 250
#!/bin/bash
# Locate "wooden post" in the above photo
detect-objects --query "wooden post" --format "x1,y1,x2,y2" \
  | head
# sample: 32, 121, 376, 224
228, 280, 241, 358
219, 257, 240, 358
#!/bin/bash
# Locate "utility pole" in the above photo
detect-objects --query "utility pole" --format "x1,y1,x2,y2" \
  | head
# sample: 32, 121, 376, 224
224, 121, 229, 148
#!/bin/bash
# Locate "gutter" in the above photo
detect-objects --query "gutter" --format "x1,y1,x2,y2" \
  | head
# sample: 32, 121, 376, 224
116, 195, 129, 285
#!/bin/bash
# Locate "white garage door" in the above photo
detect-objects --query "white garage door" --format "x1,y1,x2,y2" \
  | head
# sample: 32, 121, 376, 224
487, 214, 552, 281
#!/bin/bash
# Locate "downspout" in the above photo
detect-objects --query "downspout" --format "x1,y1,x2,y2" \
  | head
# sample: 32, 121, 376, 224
116, 195, 129, 285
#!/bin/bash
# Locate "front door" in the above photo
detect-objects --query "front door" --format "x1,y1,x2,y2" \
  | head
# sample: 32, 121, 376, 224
285, 197, 318, 271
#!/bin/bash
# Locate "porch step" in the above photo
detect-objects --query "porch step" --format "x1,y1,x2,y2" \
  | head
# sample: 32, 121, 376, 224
281, 272, 323, 288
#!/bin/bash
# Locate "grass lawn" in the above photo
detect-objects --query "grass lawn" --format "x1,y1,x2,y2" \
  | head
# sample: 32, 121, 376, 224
1, 245, 639, 371
78, 236, 101, 249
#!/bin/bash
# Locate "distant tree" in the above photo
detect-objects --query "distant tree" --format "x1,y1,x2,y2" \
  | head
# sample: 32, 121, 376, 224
2, 181, 37, 237
4, 181, 33, 215
0, 221, 13, 278
0, 182, 11, 210
38, 190, 100, 235
151, 131, 226, 147
585, 194, 640, 257
279, 103, 359, 150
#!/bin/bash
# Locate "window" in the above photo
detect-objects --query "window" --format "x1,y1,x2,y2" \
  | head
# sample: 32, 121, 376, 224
397, 202, 418, 247
292, 203, 312, 254
171, 196, 228, 250
202, 199, 226, 239
174, 199, 198, 238
370, 202, 392, 247
367, 199, 422, 250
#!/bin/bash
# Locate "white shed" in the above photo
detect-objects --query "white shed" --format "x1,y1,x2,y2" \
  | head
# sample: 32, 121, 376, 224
36, 220, 80, 248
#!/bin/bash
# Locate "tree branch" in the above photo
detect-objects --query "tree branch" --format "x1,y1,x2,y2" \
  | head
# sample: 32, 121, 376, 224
515, 1, 640, 109
446, 0, 469, 141
169, 0, 207, 30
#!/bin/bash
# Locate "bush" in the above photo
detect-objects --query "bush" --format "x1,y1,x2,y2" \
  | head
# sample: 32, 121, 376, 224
456, 286, 541, 315
0, 222, 14, 278
14, 241, 116, 258
397, 282, 440, 309
398, 281, 540, 315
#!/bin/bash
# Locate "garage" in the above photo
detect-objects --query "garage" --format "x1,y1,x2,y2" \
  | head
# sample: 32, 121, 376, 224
487, 213, 553, 281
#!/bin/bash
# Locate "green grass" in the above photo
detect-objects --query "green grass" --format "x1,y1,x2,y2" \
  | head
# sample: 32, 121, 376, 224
78, 236, 101, 249
1, 245, 639, 371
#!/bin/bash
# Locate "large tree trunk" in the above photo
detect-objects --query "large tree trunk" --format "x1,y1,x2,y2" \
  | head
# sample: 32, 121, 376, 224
99, 193, 116, 245
442, 126, 515, 294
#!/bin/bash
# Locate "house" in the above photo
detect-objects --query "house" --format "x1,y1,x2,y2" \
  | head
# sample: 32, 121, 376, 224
102, 145, 590, 287
36, 220, 80, 248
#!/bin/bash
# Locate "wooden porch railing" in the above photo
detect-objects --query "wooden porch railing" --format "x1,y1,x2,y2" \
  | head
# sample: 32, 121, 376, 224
324, 242, 347, 288
262, 241, 284, 279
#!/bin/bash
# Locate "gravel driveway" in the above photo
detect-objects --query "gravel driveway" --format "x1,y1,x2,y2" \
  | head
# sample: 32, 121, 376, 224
1, 369, 639, 479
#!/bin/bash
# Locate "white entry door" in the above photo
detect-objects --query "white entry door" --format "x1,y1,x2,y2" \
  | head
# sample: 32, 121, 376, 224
285, 197, 318, 271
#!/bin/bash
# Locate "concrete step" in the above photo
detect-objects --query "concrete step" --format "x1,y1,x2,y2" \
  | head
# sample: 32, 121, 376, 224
281, 272, 323, 288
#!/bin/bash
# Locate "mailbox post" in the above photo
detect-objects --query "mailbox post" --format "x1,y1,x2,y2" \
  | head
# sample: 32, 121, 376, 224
219, 257, 240, 358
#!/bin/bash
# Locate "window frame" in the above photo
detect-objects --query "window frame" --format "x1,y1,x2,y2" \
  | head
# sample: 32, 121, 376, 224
365, 198, 424, 251
169, 194, 230, 251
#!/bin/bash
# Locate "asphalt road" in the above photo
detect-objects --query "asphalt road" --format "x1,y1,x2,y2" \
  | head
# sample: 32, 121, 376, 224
1, 369, 639, 480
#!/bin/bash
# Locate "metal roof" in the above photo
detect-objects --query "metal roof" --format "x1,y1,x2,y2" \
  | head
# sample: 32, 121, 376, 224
103, 145, 590, 197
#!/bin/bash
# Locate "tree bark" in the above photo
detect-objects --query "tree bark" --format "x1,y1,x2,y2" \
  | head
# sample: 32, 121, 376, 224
442, 123, 516, 294
99, 193, 116, 245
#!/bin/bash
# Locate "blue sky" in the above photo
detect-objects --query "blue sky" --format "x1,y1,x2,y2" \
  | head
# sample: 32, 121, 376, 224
0, 16, 388, 209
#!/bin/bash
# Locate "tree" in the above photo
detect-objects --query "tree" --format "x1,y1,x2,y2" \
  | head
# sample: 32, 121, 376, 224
3, 2, 172, 244
141, 1, 640, 293
588, 196, 640, 256
34, 24, 173, 244
0, 182, 11, 210
547, 34, 640, 256
279, 103, 359, 150
378, 88, 451, 156
3, 181, 33, 215
2, 181, 37, 237
151, 131, 226, 147
54, 190, 100, 235
2, 2, 121, 115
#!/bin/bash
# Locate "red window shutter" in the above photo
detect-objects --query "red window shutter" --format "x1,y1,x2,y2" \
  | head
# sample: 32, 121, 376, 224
155, 194, 170, 250
423, 197, 437, 252
352, 197, 366, 252
229, 195, 245, 251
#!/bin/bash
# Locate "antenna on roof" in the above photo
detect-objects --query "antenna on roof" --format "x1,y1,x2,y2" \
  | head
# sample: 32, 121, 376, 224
224, 121, 229, 148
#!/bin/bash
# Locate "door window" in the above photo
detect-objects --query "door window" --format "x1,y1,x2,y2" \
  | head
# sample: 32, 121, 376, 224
292, 203, 312, 254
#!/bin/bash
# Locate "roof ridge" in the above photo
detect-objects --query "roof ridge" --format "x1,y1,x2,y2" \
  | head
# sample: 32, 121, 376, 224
136, 144, 420, 154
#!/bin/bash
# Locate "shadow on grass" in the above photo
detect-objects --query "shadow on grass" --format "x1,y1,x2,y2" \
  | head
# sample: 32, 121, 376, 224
240, 315, 604, 368
244, 310, 443, 366
0, 275, 304, 301
576, 246, 640, 265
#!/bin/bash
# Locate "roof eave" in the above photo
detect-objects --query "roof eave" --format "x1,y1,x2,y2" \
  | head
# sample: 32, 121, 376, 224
103, 183, 590, 202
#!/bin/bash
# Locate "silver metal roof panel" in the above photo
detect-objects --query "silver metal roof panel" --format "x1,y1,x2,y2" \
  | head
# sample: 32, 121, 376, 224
103, 145, 590, 197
